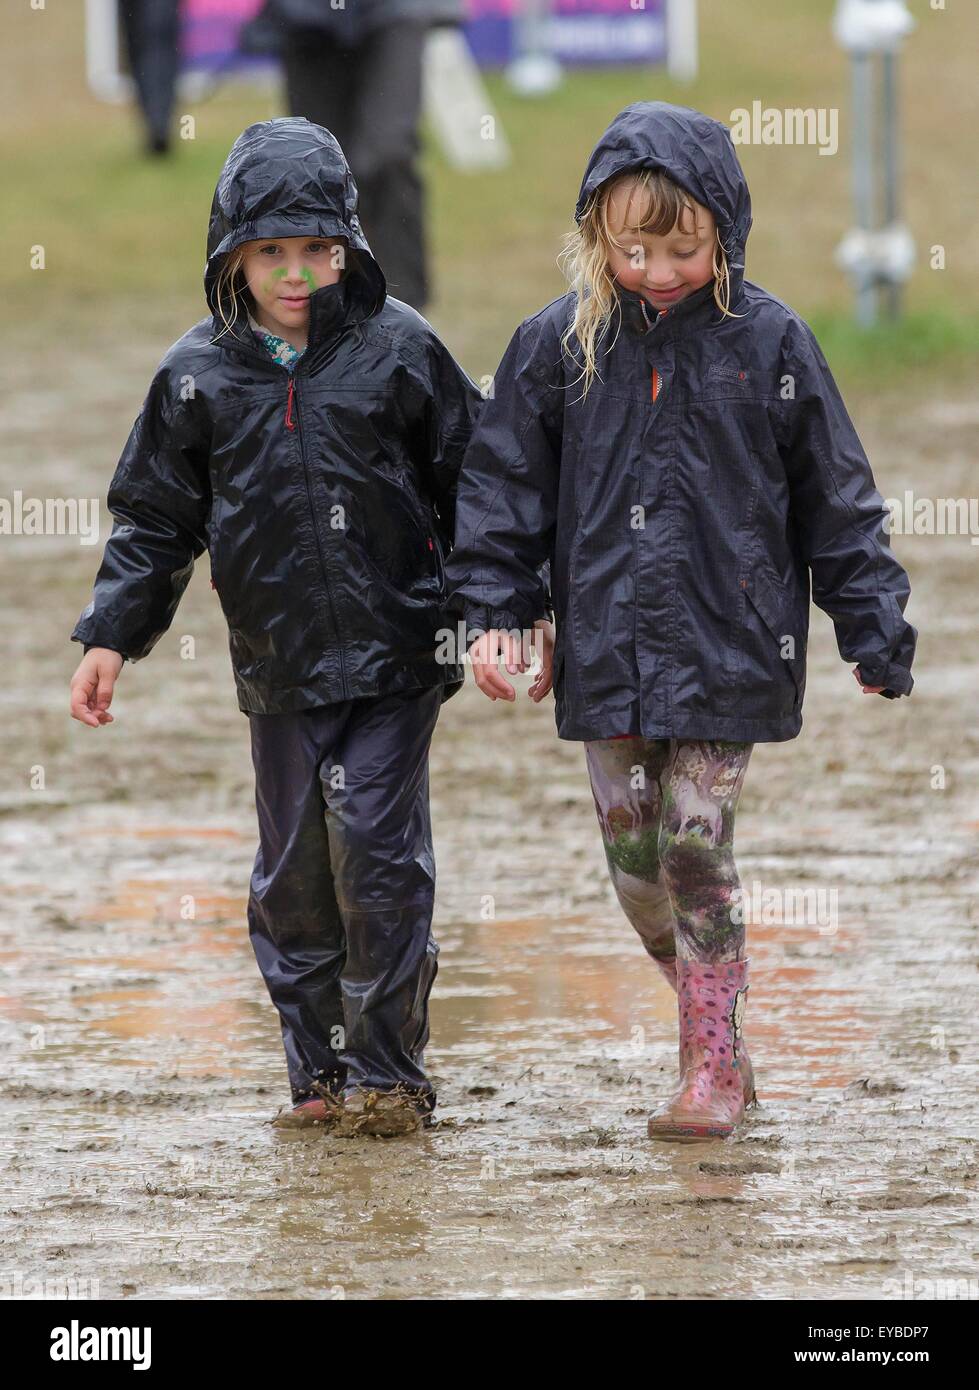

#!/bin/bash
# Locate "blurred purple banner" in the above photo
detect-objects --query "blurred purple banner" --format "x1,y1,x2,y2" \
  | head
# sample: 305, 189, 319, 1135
179, 0, 667, 70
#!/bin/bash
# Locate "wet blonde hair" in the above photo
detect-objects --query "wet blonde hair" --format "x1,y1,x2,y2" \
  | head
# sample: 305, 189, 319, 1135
558, 168, 743, 400
212, 246, 250, 342
211, 241, 357, 341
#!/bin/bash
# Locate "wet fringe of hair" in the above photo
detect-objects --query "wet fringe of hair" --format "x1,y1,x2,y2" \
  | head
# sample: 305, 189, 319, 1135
558, 167, 744, 401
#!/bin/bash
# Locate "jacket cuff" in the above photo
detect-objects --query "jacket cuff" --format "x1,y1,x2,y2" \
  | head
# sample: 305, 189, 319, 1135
73, 631, 130, 662
463, 604, 535, 636
857, 661, 914, 698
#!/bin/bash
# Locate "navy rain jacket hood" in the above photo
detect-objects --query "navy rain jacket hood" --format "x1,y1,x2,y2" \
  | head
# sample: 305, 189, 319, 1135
73, 117, 482, 712
446, 101, 917, 743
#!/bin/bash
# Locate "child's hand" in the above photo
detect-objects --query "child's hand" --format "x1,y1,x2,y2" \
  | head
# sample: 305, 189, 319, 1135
469, 628, 534, 701
852, 665, 886, 695
528, 619, 555, 703
70, 648, 124, 727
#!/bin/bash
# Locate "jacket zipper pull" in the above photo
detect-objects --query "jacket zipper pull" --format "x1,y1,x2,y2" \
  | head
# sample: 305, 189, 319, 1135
284, 377, 296, 431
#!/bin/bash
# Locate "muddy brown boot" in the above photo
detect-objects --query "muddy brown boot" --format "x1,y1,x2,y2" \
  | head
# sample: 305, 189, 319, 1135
270, 1079, 345, 1130
334, 1087, 432, 1138
647, 957, 753, 1142
651, 952, 757, 1107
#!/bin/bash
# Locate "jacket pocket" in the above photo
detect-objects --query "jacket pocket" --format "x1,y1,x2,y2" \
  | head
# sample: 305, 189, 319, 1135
742, 568, 805, 709
566, 514, 584, 651
429, 527, 446, 591
696, 362, 772, 402
207, 525, 230, 607
365, 469, 441, 591
393, 472, 444, 586
413, 499, 445, 588
229, 627, 264, 681
552, 631, 566, 688
207, 534, 221, 591
205, 493, 226, 594
565, 513, 607, 720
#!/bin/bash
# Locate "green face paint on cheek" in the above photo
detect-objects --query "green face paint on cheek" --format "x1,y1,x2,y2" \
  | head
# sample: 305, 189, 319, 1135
262, 267, 288, 295
300, 267, 317, 291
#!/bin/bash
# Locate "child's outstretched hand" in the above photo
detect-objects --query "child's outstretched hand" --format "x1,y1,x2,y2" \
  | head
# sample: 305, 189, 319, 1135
852, 665, 886, 695
469, 620, 555, 703
70, 648, 124, 727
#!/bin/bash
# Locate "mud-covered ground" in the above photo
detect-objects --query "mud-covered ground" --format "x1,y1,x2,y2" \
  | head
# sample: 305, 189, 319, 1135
1, 319, 977, 1300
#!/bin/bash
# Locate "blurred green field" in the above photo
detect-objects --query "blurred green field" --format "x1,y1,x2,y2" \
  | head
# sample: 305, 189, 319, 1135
3, 0, 977, 389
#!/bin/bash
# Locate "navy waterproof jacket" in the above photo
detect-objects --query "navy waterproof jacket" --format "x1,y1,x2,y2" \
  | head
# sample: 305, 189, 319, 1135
72, 118, 481, 713
445, 102, 917, 744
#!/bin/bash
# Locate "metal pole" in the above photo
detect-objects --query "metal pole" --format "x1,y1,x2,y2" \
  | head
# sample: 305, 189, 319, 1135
851, 49, 877, 327
506, 0, 563, 96
666, 0, 699, 84
833, 0, 915, 326
881, 50, 901, 319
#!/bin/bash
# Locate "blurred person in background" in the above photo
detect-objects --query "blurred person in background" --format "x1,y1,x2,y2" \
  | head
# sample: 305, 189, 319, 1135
269, 0, 465, 310
118, 0, 181, 155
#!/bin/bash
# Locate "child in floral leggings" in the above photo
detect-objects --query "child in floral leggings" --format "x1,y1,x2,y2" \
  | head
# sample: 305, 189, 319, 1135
446, 103, 916, 1143
584, 736, 755, 1140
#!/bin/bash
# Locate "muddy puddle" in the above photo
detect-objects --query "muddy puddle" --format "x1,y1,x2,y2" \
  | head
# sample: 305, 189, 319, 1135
0, 327, 977, 1299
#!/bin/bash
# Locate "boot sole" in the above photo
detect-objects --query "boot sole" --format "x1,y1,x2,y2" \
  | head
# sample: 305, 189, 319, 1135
647, 1093, 757, 1140
647, 1121, 736, 1142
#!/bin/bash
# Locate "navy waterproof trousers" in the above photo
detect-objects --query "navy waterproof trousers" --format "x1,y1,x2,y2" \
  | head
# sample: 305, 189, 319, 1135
247, 686, 442, 1108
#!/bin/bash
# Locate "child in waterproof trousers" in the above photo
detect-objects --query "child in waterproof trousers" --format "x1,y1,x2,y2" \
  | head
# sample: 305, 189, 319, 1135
446, 102, 917, 1143
69, 118, 482, 1136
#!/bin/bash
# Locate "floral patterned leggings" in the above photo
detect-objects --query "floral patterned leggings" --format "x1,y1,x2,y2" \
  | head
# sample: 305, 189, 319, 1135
583, 737, 753, 965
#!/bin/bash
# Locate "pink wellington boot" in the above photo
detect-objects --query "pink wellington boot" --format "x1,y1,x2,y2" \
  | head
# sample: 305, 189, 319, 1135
651, 954, 756, 1108
647, 957, 755, 1142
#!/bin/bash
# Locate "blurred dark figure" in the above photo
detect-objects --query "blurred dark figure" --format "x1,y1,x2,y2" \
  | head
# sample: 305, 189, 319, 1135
268, 0, 464, 311
118, 0, 181, 155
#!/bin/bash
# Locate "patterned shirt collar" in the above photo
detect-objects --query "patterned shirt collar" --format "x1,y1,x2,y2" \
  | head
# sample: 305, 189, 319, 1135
247, 312, 305, 371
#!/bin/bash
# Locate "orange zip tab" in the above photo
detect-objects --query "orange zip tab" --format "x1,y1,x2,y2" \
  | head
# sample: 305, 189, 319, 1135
284, 377, 296, 431
651, 368, 662, 402
427, 537, 434, 550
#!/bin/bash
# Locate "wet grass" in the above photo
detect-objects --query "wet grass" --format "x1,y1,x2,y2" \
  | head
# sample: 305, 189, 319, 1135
806, 311, 979, 392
